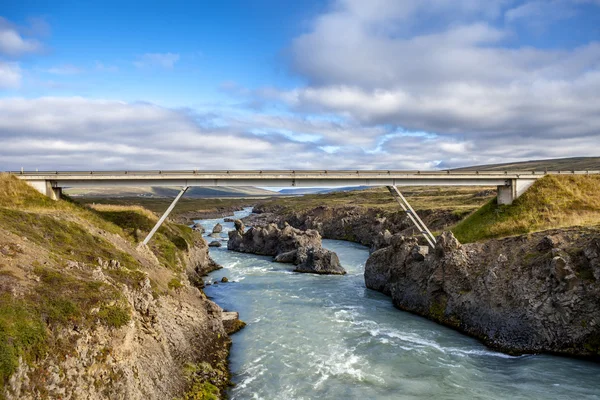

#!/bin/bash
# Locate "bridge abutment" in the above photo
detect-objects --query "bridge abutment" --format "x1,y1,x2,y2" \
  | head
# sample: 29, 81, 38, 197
27, 180, 62, 201
497, 179, 536, 205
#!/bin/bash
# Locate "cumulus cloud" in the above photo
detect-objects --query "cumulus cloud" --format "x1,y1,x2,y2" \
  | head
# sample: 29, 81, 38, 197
46, 64, 83, 75
133, 52, 180, 69
1, 1, 599, 172
0, 17, 42, 56
0, 61, 21, 88
1, 97, 597, 172
272, 0, 600, 163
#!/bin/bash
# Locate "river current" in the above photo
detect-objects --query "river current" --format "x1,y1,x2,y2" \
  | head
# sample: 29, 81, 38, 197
199, 209, 600, 400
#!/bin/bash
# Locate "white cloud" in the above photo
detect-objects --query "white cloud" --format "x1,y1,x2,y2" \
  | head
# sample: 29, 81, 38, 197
0, 17, 42, 56
133, 53, 180, 69
0, 97, 597, 172
271, 0, 600, 161
46, 64, 83, 75
0, 62, 21, 88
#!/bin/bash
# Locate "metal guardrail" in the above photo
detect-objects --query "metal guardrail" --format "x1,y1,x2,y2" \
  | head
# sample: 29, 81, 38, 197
8, 169, 600, 177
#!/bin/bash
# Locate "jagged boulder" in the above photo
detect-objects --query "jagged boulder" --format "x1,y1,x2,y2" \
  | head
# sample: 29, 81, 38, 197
192, 222, 204, 233
208, 241, 222, 248
228, 221, 346, 275
212, 223, 223, 234
293, 247, 345, 275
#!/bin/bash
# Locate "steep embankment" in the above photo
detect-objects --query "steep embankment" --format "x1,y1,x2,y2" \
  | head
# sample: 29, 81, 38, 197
365, 175, 600, 357
0, 175, 238, 399
365, 230, 600, 357
453, 175, 600, 242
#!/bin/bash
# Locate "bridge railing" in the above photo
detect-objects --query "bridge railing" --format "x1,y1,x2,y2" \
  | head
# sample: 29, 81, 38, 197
8, 169, 600, 177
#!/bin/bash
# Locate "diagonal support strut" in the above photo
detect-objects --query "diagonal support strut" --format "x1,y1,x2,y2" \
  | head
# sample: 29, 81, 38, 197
142, 186, 189, 246
386, 185, 436, 248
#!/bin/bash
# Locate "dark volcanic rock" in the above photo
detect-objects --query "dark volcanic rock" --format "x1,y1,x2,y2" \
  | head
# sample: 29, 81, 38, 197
228, 222, 321, 256
228, 220, 346, 275
365, 229, 600, 357
293, 247, 345, 275
208, 241, 222, 248
249, 204, 463, 250
212, 223, 223, 234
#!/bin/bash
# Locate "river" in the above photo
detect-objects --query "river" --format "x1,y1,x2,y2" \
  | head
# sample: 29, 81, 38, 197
199, 209, 600, 400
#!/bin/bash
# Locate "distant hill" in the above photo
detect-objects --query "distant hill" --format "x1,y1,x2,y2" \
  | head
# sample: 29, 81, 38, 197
278, 186, 369, 195
66, 186, 277, 198
453, 157, 600, 172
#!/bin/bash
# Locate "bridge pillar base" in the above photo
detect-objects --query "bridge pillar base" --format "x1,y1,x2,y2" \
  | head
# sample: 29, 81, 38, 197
27, 180, 62, 201
497, 179, 536, 205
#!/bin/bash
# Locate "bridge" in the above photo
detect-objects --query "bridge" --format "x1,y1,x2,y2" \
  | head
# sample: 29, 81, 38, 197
10, 169, 600, 248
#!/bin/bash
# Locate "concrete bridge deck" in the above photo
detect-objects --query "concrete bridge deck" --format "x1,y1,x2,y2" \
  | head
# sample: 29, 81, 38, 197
10, 169, 599, 248
9, 169, 600, 205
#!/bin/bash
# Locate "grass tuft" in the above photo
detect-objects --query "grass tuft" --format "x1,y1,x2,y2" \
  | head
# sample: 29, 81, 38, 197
452, 175, 600, 242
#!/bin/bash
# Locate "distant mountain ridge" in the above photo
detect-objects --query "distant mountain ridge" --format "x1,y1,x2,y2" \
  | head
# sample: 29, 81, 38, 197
452, 156, 600, 172
66, 186, 277, 198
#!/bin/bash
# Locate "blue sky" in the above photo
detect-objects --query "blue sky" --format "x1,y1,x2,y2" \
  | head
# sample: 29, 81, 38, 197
3, 0, 324, 104
1, 0, 599, 170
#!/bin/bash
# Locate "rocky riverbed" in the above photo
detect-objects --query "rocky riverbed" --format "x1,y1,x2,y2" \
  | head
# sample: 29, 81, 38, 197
200, 210, 600, 399
247, 203, 600, 358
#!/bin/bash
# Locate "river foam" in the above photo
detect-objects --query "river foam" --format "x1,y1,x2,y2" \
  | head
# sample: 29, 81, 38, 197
201, 210, 600, 400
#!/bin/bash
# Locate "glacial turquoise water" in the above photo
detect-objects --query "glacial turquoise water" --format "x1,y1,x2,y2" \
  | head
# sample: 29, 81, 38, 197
200, 209, 600, 400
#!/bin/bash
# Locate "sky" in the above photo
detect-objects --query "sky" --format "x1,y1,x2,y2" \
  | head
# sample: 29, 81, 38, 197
1, 0, 599, 171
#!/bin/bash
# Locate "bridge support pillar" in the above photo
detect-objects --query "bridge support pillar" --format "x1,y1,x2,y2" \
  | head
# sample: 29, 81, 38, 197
27, 180, 62, 201
497, 179, 536, 205
141, 186, 189, 246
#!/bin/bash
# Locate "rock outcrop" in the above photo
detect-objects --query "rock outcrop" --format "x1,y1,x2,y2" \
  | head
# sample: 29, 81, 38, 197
365, 229, 600, 357
228, 220, 346, 275
247, 204, 463, 250
212, 223, 223, 234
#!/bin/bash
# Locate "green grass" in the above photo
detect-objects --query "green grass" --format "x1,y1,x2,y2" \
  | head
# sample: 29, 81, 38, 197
177, 362, 226, 400
77, 196, 252, 220
0, 207, 140, 269
168, 278, 184, 291
33, 266, 127, 328
0, 294, 47, 388
97, 305, 131, 329
89, 205, 198, 270
0, 174, 224, 395
0, 266, 131, 390
452, 175, 600, 243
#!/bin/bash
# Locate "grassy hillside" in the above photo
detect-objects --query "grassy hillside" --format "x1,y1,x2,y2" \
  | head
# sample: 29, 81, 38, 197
453, 156, 600, 172
452, 175, 600, 243
0, 174, 208, 395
